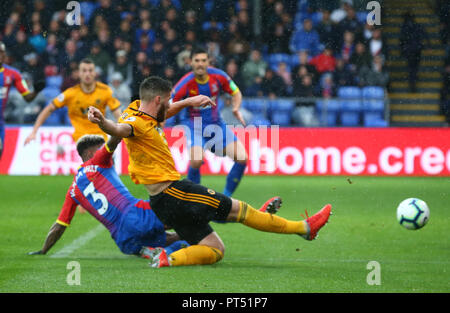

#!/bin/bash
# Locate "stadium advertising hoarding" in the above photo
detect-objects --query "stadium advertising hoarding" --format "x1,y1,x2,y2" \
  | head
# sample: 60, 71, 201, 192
1, 126, 449, 176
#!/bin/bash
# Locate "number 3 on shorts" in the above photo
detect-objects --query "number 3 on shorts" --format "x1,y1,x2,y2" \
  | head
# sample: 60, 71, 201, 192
83, 182, 108, 215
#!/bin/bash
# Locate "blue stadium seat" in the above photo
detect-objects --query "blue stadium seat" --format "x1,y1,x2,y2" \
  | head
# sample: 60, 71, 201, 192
338, 86, 362, 111
316, 99, 341, 112
362, 86, 385, 112
319, 112, 338, 127
340, 111, 360, 126
42, 87, 61, 102
80, 1, 99, 23
362, 86, 384, 99
269, 99, 294, 126
242, 99, 267, 116
268, 54, 291, 67
45, 75, 63, 89
357, 11, 369, 24
271, 112, 292, 126
249, 115, 271, 126
363, 112, 387, 127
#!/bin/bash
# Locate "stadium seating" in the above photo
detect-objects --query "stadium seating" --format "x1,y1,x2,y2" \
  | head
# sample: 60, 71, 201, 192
42, 87, 61, 102
269, 99, 294, 126
316, 99, 341, 126
45, 75, 63, 89
362, 86, 385, 113
340, 111, 360, 126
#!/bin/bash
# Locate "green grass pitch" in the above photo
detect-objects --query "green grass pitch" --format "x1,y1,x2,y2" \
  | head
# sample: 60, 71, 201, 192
0, 175, 448, 293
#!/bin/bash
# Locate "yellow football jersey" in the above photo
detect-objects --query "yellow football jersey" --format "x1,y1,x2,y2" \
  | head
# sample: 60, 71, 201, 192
119, 100, 181, 185
52, 82, 121, 142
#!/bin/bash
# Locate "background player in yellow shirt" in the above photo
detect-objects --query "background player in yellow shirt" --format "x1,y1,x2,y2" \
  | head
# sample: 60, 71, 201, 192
24, 58, 121, 144
88, 76, 332, 269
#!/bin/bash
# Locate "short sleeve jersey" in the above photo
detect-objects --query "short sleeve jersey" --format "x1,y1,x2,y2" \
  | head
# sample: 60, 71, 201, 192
119, 100, 181, 185
52, 82, 121, 141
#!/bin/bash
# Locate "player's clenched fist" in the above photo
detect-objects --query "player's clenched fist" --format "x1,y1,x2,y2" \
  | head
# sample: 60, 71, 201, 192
88, 106, 104, 124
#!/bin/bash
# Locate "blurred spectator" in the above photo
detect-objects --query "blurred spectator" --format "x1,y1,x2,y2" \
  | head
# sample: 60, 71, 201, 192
320, 72, 336, 98
181, 10, 202, 39
12, 30, 35, 66
149, 39, 169, 77
334, 58, 356, 86
236, 10, 253, 42
268, 22, 292, 54
276, 61, 293, 91
261, 68, 288, 98
29, 23, 47, 55
349, 42, 372, 72
90, 0, 121, 33
163, 65, 178, 84
291, 50, 318, 83
22, 52, 45, 84
331, 0, 353, 24
61, 68, 79, 91
289, 19, 321, 56
108, 50, 132, 87
308, 46, 337, 74
245, 76, 264, 97
87, 41, 111, 82
225, 58, 244, 90
340, 31, 355, 63
241, 49, 268, 90
358, 55, 389, 87
163, 28, 182, 62
400, 13, 429, 92
58, 39, 83, 76
176, 49, 192, 77
206, 41, 225, 68
135, 20, 156, 50
338, 4, 362, 39
316, 9, 340, 52
118, 19, 134, 43
42, 33, 61, 67
292, 74, 316, 99
109, 72, 131, 110
440, 63, 450, 122
369, 28, 388, 59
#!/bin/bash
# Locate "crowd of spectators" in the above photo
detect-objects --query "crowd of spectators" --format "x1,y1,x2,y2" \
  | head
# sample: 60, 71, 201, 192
0, 0, 390, 125
436, 0, 450, 123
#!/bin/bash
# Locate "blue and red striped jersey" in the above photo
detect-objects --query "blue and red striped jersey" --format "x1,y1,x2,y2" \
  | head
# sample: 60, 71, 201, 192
0, 65, 30, 124
57, 146, 150, 239
171, 67, 240, 123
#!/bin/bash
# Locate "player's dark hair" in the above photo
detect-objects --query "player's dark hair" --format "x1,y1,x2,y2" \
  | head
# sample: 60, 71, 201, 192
190, 47, 209, 59
79, 58, 95, 66
139, 76, 172, 102
76, 135, 105, 160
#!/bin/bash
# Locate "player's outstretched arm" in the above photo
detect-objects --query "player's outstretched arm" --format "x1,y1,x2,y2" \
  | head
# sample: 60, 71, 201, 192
166, 95, 216, 119
28, 222, 66, 255
231, 90, 246, 126
24, 103, 58, 145
88, 106, 132, 138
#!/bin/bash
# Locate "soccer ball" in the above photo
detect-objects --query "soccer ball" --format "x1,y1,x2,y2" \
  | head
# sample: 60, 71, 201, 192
396, 198, 430, 230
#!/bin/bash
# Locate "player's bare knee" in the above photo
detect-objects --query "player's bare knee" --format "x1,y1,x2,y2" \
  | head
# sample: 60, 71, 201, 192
226, 198, 241, 222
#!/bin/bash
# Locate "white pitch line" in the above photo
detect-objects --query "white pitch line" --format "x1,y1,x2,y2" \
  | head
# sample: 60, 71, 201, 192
50, 224, 105, 258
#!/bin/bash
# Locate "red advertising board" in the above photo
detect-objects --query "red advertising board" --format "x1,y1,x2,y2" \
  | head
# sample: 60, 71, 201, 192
1, 127, 449, 176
